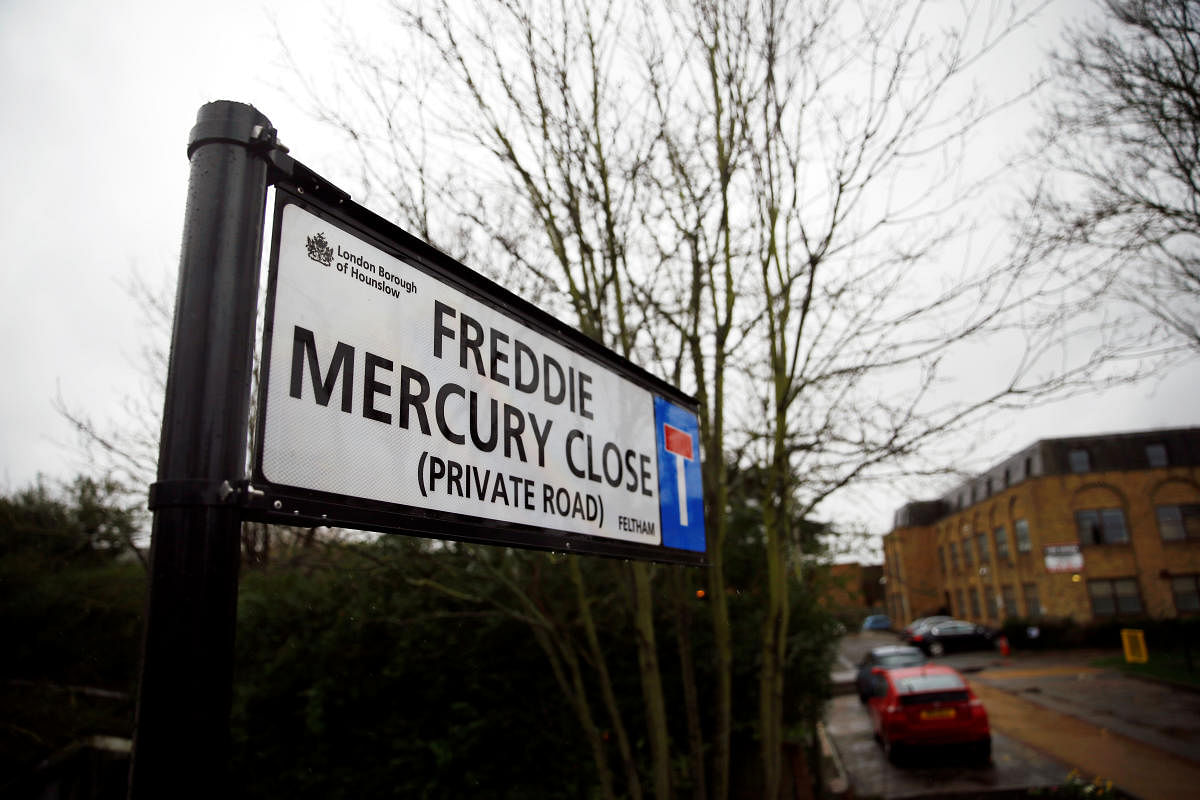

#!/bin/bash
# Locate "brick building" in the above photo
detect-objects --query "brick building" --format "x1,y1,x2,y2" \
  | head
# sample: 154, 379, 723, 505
823, 562, 884, 615
881, 428, 1200, 626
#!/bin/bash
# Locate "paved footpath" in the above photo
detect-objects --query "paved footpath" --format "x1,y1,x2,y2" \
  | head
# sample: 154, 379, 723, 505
968, 660, 1200, 800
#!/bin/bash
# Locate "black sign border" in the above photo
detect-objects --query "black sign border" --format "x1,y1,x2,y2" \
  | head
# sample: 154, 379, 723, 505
249, 182, 707, 566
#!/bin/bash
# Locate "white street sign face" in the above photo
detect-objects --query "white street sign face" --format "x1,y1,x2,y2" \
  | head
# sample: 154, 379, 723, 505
257, 196, 706, 558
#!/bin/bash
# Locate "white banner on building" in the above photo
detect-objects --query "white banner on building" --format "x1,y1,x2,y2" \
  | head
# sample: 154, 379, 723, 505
1043, 543, 1083, 573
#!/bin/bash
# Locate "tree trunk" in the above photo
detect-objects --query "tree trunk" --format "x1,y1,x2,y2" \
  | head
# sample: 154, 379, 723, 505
671, 567, 707, 800
530, 625, 619, 800
758, 501, 789, 799
631, 562, 671, 799
706, 366, 733, 800
571, 558, 643, 800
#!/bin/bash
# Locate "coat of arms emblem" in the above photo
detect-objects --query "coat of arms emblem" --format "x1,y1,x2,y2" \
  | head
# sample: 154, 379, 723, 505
306, 232, 334, 266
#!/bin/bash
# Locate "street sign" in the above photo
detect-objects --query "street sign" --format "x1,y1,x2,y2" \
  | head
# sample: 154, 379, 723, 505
251, 186, 706, 564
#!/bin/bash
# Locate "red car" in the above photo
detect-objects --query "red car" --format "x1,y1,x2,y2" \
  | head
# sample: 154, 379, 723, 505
865, 664, 991, 764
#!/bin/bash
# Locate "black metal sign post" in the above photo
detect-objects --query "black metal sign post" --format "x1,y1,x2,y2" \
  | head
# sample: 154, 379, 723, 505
128, 101, 275, 800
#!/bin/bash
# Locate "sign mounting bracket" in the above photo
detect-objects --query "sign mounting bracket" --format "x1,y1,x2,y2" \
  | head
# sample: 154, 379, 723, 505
266, 147, 351, 206
146, 478, 266, 510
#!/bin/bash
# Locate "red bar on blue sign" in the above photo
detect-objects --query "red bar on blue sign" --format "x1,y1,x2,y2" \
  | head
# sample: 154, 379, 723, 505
663, 424, 694, 460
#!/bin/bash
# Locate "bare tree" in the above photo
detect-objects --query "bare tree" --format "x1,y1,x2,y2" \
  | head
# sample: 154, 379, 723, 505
639, 1, 1153, 794
56, 270, 338, 570
1023, 0, 1200, 354
267, 0, 1167, 796
56, 271, 172, 508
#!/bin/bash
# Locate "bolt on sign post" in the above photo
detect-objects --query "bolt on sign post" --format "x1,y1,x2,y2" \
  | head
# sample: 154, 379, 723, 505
130, 101, 706, 798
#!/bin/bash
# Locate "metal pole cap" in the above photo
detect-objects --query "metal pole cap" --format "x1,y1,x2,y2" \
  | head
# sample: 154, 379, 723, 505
187, 100, 275, 158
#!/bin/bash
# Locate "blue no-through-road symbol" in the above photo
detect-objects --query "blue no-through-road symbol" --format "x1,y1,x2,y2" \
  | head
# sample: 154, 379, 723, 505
654, 397, 706, 552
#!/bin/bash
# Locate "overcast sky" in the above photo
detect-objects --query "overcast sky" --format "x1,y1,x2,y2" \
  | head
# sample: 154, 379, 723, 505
0, 0, 347, 486
2, 0, 1197, 540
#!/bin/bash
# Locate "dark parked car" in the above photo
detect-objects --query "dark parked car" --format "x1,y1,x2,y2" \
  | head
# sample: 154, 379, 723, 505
907, 619, 995, 657
861, 614, 893, 632
900, 615, 951, 643
855, 645, 927, 702
865, 664, 991, 764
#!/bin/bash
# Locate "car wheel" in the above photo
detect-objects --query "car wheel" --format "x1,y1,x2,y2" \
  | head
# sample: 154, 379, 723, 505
883, 736, 905, 765
929, 641, 945, 657
972, 737, 992, 766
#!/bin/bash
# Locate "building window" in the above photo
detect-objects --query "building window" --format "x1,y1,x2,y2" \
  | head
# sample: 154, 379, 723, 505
1068, 448, 1091, 474
1001, 585, 1017, 618
938, 546, 946, 574
986, 590, 999, 619
1076, 508, 1129, 546
1022, 583, 1042, 618
1171, 575, 1200, 613
1146, 443, 1169, 468
1157, 504, 1200, 541
949, 541, 959, 571
1003, 468, 1011, 488
962, 537, 973, 567
955, 589, 966, 617
1014, 519, 1032, 553
1024, 456, 1033, 478
994, 526, 1010, 560
986, 478, 993, 497
1088, 578, 1142, 617
968, 587, 981, 618
976, 532, 990, 564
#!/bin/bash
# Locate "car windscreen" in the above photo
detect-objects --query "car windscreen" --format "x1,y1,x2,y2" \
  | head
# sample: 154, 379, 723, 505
894, 673, 965, 694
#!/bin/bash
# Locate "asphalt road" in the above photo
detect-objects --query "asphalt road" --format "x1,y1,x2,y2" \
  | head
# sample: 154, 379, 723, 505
828, 632, 1069, 799
824, 693, 1069, 799
827, 631, 1200, 799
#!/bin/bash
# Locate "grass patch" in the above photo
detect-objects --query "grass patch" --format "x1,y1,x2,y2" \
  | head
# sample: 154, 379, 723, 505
1090, 650, 1200, 689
